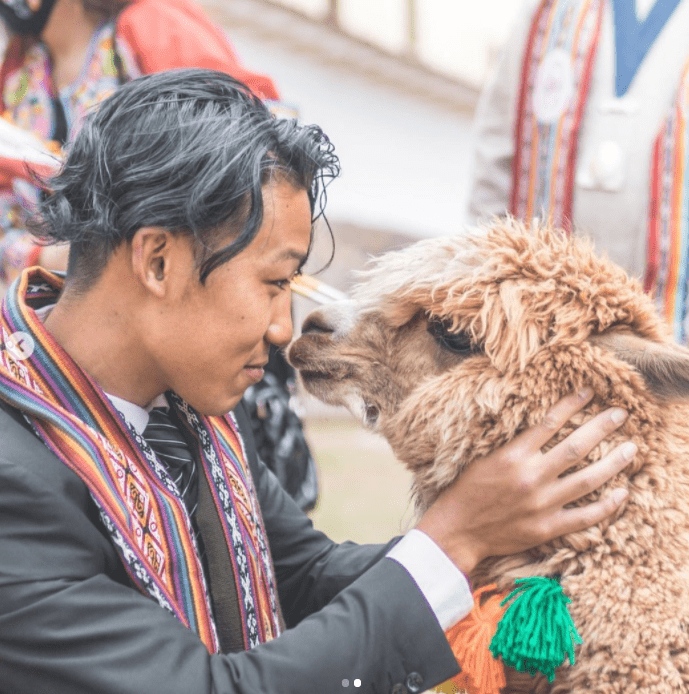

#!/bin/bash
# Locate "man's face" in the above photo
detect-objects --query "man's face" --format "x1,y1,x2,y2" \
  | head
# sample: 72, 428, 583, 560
149, 179, 312, 416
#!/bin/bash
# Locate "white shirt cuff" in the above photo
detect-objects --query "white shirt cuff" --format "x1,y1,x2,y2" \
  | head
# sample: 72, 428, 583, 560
386, 528, 474, 630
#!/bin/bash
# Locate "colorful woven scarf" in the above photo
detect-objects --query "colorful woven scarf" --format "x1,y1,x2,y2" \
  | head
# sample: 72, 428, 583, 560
0, 268, 281, 652
644, 58, 689, 343
511, 0, 604, 231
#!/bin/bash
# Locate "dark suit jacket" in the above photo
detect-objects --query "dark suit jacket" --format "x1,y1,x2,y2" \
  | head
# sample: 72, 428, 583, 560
0, 399, 459, 694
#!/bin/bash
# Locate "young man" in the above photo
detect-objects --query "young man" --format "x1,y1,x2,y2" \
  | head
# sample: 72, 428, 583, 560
0, 69, 633, 694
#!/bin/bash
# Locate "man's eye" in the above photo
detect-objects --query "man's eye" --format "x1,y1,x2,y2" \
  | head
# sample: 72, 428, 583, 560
270, 269, 301, 291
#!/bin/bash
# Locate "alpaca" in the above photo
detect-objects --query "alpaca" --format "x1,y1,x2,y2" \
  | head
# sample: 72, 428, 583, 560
287, 219, 689, 693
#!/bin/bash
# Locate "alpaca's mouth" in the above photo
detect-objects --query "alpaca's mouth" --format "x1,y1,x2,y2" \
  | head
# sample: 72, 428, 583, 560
297, 359, 358, 382
297, 370, 337, 400
299, 370, 331, 382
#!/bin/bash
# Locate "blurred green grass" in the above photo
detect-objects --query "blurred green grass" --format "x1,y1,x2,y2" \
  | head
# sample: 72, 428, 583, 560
304, 416, 417, 544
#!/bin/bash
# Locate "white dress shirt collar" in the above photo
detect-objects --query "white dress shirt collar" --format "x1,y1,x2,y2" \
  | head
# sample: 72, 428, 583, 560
106, 392, 169, 435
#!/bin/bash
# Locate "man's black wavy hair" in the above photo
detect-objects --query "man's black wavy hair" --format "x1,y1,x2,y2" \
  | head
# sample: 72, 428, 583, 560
34, 68, 340, 288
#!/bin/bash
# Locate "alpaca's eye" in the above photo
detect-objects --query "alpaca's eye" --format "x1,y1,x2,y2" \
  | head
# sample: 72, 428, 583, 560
427, 318, 476, 355
439, 332, 474, 354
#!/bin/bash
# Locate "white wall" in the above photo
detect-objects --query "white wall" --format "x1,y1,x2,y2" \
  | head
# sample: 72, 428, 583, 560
228, 28, 475, 239
415, 0, 522, 86
270, 0, 524, 87
338, 0, 410, 53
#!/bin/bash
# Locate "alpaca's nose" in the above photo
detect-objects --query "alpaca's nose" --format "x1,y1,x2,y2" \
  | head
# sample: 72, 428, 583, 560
299, 301, 356, 338
301, 310, 335, 335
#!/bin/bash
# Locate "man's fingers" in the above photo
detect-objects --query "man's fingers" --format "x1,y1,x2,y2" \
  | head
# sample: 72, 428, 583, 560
552, 486, 629, 539
546, 406, 629, 477
512, 388, 595, 452
553, 440, 636, 509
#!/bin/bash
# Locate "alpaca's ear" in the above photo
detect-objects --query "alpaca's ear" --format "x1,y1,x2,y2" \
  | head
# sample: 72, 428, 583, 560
589, 329, 689, 400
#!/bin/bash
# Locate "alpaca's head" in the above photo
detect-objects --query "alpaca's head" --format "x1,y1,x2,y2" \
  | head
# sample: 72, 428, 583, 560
288, 219, 689, 508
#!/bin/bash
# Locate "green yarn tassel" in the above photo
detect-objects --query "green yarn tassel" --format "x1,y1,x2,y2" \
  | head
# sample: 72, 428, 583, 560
488, 576, 582, 683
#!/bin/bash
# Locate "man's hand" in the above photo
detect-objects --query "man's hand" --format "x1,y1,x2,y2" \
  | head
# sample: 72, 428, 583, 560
416, 388, 634, 576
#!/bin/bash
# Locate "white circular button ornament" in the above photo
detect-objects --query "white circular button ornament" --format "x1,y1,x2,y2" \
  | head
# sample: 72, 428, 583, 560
533, 48, 575, 123
4, 331, 35, 360
591, 140, 623, 187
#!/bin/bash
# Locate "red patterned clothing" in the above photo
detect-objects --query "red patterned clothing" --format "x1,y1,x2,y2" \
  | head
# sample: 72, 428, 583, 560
0, 0, 280, 283
0, 19, 140, 261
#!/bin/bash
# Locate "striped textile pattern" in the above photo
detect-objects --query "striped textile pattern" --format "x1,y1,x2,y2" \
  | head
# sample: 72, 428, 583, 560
170, 391, 283, 646
644, 59, 689, 343
0, 268, 281, 652
510, 0, 604, 231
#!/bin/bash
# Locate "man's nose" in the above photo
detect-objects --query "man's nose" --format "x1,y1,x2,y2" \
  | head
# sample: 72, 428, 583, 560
266, 293, 294, 348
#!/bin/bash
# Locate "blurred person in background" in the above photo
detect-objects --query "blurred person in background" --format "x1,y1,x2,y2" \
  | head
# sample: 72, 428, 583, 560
468, 0, 689, 341
0, 0, 318, 511
0, 0, 278, 287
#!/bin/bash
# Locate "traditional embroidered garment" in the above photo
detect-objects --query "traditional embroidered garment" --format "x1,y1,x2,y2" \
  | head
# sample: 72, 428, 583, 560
0, 19, 141, 272
510, 0, 604, 232
0, 268, 282, 652
644, 58, 689, 342
2, 20, 140, 142
511, 0, 689, 343
0, 0, 280, 282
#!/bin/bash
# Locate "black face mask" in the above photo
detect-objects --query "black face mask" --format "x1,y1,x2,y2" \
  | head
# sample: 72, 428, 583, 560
0, 0, 59, 35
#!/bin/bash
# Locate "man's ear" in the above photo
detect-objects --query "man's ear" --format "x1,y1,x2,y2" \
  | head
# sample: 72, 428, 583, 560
130, 226, 176, 298
589, 329, 689, 400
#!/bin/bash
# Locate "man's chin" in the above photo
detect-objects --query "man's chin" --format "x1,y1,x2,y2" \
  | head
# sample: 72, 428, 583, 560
199, 394, 244, 418
174, 389, 244, 419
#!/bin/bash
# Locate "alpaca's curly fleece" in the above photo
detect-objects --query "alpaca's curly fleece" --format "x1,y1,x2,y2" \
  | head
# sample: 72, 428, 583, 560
342, 221, 689, 692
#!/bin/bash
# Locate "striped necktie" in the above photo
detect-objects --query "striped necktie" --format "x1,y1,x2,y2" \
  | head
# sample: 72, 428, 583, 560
143, 406, 199, 517
143, 406, 243, 651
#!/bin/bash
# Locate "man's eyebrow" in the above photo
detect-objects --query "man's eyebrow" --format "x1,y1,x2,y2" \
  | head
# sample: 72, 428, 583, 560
276, 249, 309, 268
